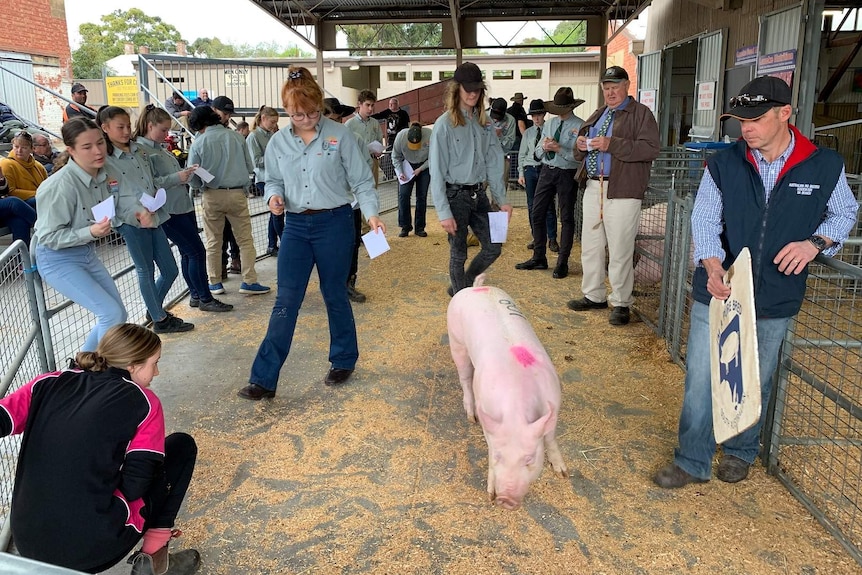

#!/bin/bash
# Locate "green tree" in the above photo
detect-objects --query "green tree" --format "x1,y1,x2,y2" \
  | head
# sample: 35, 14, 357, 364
189, 37, 240, 59
506, 21, 588, 54
341, 23, 445, 56
72, 9, 185, 78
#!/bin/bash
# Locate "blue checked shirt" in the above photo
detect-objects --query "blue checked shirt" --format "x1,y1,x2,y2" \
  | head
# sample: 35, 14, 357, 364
692, 131, 859, 265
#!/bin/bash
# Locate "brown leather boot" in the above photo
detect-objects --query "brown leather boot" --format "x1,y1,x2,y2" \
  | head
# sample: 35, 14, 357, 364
129, 544, 201, 575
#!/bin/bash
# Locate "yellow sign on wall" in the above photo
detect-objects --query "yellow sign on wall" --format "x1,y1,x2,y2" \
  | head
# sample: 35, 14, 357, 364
105, 76, 140, 107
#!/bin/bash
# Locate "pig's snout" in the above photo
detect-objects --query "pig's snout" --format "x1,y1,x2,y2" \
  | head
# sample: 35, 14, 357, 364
493, 495, 521, 511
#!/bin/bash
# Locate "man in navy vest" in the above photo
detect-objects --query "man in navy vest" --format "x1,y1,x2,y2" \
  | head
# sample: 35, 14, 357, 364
655, 76, 859, 489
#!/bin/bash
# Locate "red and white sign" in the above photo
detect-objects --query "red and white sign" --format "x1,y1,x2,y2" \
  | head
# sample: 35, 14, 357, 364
697, 82, 716, 111
639, 89, 656, 114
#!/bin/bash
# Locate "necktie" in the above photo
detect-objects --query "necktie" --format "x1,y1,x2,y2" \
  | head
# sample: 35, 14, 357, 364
587, 108, 615, 176
545, 122, 563, 160
533, 126, 542, 162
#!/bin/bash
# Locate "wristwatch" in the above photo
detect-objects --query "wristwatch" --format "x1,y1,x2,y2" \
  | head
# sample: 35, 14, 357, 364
808, 235, 828, 252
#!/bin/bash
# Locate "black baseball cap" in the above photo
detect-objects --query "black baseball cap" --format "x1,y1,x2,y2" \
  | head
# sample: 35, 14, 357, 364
600, 66, 629, 83
212, 96, 235, 114
489, 98, 507, 121
720, 76, 792, 121
407, 123, 423, 150
453, 62, 485, 92
71, 82, 88, 94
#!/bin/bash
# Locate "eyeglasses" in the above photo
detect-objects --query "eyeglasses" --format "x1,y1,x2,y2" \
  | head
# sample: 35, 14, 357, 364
288, 110, 320, 121
729, 94, 785, 108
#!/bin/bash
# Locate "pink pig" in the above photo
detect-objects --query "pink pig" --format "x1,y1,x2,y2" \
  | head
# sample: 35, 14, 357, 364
447, 275, 568, 510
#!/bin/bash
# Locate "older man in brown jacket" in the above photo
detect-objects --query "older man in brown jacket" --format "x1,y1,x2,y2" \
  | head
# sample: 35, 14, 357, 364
568, 66, 660, 326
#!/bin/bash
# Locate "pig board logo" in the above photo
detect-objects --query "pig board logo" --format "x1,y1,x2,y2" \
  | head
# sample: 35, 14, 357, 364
717, 314, 743, 424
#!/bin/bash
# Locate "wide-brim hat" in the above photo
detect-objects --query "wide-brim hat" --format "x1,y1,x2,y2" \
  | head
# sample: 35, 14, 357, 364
720, 76, 792, 121
510, 92, 526, 102
323, 97, 356, 120
527, 99, 546, 115
545, 87, 585, 115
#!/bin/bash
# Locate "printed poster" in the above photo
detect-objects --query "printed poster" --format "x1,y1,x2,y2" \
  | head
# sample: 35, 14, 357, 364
710, 247, 761, 444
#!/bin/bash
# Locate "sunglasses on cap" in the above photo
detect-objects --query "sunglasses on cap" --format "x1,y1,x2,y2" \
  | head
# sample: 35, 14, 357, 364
729, 94, 786, 108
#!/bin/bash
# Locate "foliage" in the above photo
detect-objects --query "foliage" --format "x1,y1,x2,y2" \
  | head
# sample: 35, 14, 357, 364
340, 23, 447, 56
506, 21, 588, 54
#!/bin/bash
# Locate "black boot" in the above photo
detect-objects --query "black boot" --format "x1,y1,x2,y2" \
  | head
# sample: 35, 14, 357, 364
347, 275, 366, 303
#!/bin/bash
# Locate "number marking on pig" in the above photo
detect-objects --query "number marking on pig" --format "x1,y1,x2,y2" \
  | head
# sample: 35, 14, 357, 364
498, 298, 526, 319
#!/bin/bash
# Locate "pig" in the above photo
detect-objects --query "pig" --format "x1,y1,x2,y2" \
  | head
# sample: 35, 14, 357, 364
447, 274, 568, 510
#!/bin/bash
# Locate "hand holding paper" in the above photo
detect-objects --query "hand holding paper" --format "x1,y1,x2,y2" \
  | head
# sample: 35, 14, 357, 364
194, 166, 215, 184
91, 196, 116, 222
140, 188, 167, 212
488, 211, 509, 243
361, 229, 390, 259
367, 141, 384, 155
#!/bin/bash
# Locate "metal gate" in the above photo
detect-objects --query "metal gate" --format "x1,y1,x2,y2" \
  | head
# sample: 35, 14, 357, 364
689, 30, 725, 142
0, 52, 37, 125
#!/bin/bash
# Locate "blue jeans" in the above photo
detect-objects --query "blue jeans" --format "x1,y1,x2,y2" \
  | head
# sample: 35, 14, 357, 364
524, 165, 556, 241
35, 243, 127, 352
446, 186, 501, 293
674, 301, 791, 479
161, 210, 212, 302
261, 182, 285, 250
117, 224, 178, 323
249, 204, 358, 390
0, 196, 37, 244
397, 168, 429, 232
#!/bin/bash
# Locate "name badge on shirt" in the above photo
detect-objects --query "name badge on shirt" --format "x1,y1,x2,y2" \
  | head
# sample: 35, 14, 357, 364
109, 179, 120, 194
789, 182, 819, 196
322, 137, 339, 153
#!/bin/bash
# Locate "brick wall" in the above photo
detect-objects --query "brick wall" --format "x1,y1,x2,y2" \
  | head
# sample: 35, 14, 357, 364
607, 30, 640, 96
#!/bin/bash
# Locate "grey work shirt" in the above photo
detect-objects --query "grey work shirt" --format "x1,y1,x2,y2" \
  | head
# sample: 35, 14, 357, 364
136, 137, 193, 215
391, 126, 431, 180
106, 144, 168, 228
247, 127, 274, 182
263, 117, 379, 220
493, 112, 517, 152
428, 108, 506, 222
535, 113, 584, 170
518, 124, 543, 176
345, 114, 383, 169
187, 124, 254, 190
33, 159, 113, 250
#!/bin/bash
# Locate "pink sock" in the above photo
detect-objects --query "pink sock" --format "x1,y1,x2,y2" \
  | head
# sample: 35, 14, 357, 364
141, 527, 172, 555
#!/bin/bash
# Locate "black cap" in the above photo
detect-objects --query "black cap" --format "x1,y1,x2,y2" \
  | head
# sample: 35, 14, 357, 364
490, 98, 507, 121
71, 82, 88, 94
453, 62, 485, 92
527, 99, 546, 115
323, 97, 355, 120
600, 66, 629, 83
407, 123, 423, 150
188, 106, 220, 132
211, 96, 235, 114
720, 76, 792, 121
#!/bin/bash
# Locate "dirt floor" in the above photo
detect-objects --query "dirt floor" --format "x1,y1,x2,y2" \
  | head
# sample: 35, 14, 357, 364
148, 208, 862, 575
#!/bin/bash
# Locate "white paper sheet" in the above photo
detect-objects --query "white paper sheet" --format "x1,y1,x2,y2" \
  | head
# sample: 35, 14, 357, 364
361, 229, 390, 259
367, 140, 384, 155
488, 211, 509, 243
140, 188, 167, 212
91, 196, 116, 222
194, 166, 215, 183
400, 160, 415, 183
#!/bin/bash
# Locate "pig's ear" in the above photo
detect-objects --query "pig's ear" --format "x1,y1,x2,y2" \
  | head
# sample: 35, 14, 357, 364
531, 402, 557, 437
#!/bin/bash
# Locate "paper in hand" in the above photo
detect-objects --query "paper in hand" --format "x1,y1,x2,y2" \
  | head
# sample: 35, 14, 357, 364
194, 166, 215, 183
400, 160, 414, 183
367, 141, 384, 155
488, 211, 509, 243
140, 188, 167, 212
361, 229, 390, 259
91, 196, 115, 222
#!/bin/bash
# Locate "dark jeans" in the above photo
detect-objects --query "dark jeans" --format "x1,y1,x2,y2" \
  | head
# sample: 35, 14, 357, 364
161, 210, 213, 302
0, 196, 37, 244
221, 220, 240, 269
524, 165, 556, 241
349, 207, 361, 280
446, 185, 501, 293
89, 432, 198, 574
531, 166, 577, 260
260, 182, 285, 250
249, 204, 358, 390
397, 168, 429, 232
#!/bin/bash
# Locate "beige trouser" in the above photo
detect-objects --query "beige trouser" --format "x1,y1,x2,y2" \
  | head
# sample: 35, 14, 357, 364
201, 189, 258, 285
580, 179, 642, 308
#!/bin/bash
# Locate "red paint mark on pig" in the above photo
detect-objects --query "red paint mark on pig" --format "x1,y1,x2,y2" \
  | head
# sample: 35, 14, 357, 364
473, 287, 490, 293
511, 345, 536, 367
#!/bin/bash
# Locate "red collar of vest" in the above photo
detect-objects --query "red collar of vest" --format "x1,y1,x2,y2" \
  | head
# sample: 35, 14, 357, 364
743, 124, 816, 180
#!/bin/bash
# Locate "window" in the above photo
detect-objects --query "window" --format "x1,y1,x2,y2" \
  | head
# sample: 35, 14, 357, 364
439, 71, 454, 81
388, 71, 407, 81
520, 69, 543, 80
492, 70, 514, 80
413, 71, 432, 81
158, 77, 185, 84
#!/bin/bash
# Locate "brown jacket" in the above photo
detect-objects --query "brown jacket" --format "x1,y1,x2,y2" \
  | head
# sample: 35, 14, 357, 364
574, 97, 660, 200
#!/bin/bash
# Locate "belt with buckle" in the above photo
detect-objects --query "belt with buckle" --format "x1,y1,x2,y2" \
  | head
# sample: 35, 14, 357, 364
446, 182, 484, 192
588, 175, 610, 181
297, 203, 350, 215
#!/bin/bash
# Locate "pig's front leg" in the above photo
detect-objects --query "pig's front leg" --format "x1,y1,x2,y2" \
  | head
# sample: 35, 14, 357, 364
449, 336, 477, 422
544, 434, 569, 478
486, 457, 497, 501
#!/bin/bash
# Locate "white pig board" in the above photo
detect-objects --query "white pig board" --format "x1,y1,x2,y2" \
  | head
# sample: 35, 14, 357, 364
709, 247, 761, 445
